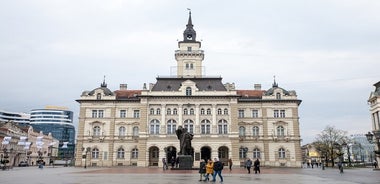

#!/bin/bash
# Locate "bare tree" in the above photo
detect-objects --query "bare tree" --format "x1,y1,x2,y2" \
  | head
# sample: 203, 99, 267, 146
314, 125, 349, 167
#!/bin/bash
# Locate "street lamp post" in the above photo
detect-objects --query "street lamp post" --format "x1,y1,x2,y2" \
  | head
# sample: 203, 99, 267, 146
83, 147, 90, 169
365, 131, 380, 167
342, 142, 352, 167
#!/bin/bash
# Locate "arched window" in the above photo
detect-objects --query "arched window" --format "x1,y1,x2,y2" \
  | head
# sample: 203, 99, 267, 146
133, 126, 139, 137
206, 108, 211, 115
190, 108, 194, 115
184, 119, 194, 133
239, 126, 246, 137
253, 126, 259, 136
278, 148, 286, 159
217, 108, 222, 115
190, 63, 194, 69
186, 87, 192, 96
173, 108, 178, 115
224, 108, 228, 115
200, 108, 205, 115
166, 108, 171, 115
183, 108, 188, 115
253, 148, 261, 159
93, 126, 101, 136
117, 148, 125, 159
185, 63, 189, 69
150, 108, 155, 115
96, 93, 101, 100
239, 147, 248, 159
92, 148, 99, 159
276, 93, 281, 99
131, 148, 138, 159
156, 108, 161, 115
119, 126, 126, 136
277, 126, 285, 137
167, 119, 177, 134
218, 119, 228, 134
200, 119, 211, 134
150, 119, 160, 134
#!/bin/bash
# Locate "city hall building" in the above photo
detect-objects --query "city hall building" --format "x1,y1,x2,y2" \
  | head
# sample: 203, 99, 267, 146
74, 12, 302, 168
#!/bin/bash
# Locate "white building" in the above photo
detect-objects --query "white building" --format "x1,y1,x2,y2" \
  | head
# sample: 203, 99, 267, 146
74, 12, 302, 168
368, 81, 380, 162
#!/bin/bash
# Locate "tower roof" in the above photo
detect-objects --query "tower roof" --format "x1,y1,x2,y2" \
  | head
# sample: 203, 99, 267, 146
182, 10, 197, 42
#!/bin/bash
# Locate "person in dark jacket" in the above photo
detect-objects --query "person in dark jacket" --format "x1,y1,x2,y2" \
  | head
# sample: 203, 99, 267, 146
254, 158, 260, 174
245, 158, 252, 174
212, 158, 223, 183
198, 159, 206, 181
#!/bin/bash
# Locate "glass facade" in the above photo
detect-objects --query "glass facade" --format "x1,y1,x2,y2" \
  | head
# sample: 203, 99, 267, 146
0, 110, 30, 125
30, 109, 76, 161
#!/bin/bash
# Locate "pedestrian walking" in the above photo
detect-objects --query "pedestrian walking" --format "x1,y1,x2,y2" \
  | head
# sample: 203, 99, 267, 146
245, 158, 252, 174
198, 159, 206, 181
254, 158, 260, 174
338, 162, 343, 174
170, 157, 175, 168
162, 158, 168, 170
228, 158, 233, 172
212, 158, 224, 183
373, 161, 378, 168
204, 159, 214, 181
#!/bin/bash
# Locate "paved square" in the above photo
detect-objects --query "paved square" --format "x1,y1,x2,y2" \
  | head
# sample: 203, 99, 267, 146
0, 166, 378, 184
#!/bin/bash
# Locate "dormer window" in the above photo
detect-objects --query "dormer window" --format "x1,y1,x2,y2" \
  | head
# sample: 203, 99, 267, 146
186, 87, 192, 96
276, 93, 281, 99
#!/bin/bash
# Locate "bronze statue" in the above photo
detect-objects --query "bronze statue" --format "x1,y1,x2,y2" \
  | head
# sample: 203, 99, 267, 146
176, 126, 193, 155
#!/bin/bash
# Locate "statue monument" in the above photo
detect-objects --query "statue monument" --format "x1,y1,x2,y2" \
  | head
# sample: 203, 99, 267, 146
175, 126, 194, 169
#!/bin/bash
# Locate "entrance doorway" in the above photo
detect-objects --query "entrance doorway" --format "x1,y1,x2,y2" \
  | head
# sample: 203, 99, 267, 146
218, 146, 229, 165
201, 146, 211, 161
149, 146, 159, 166
165, 146, 177, 167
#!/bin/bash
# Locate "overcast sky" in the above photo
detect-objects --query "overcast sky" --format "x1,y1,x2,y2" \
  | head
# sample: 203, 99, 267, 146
1, 0, 379, 144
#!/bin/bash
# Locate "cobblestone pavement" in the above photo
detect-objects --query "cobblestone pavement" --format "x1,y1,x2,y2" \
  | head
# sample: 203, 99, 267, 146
0, 166, 379, 184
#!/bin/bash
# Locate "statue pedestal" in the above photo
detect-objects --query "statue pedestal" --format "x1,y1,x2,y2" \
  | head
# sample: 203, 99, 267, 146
177, 155, 193, 170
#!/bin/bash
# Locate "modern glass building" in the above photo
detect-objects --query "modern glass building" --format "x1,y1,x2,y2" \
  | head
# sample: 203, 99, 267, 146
0, 109, 30, 125
29, 108, 76, 162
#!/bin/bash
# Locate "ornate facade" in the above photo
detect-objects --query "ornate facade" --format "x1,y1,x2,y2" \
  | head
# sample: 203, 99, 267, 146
0, 121, 58, 167
74, 12, 302, 168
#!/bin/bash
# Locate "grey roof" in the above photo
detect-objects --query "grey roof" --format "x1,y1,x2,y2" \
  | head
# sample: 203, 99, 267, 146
88, 80, 114, 96
264, 81, 290, 96
88, 87, 114, 96
151, 77, 227, 91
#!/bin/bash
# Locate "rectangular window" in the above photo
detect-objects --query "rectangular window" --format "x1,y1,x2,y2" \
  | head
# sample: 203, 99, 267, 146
280, 110, 285, 118
238, 109, 245, 118
187, 47, 192, 52
252, 110, 258, 118
133, 110, 140, 118
98, 110, 104, 118
120, 110, 126, 118
274, 110, 279, 118
103, 151, 108, 160
92, 110, 97, 118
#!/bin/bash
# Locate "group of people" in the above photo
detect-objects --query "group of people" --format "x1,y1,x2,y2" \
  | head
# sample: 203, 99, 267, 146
245, 158, 261, 174
198, 158, 224, 183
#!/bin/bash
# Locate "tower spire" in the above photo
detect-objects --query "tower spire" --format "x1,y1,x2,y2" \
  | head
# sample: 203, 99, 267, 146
187, 8, 193, 27
101, 75, 107, 87
183, 8, 196, 41
272, 75, 278, 88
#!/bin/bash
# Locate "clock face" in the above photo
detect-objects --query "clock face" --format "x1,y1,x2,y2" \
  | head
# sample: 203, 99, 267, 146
187, 34, 192, 40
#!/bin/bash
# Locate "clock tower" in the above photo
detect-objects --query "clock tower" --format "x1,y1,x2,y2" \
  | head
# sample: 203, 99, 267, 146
175, 11, 204, 78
